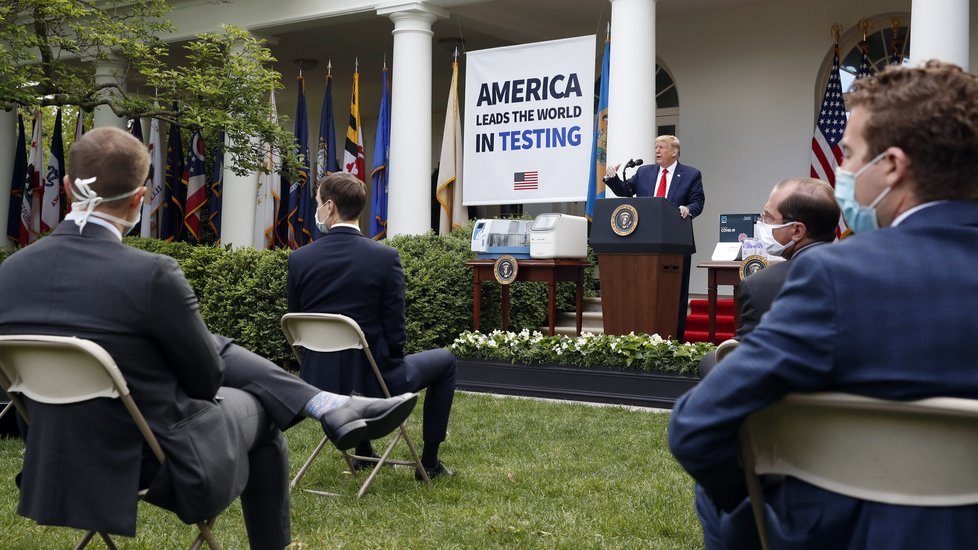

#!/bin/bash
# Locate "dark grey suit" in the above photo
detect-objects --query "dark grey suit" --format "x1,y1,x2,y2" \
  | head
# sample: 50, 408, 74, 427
0, 222, 317, 548
698, 242, 827, 378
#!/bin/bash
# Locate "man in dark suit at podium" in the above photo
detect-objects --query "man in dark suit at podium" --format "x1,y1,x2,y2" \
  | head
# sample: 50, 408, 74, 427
604, 135, 705, 339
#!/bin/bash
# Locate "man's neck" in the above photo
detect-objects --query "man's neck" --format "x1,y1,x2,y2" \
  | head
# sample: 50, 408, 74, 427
332, 220, 361, 231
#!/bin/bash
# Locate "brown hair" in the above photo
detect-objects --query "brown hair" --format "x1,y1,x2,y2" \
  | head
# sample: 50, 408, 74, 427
848, 60, 978, 202
774, 178, 840, 242
68, 127, 149, 207
317, 172, 366, 221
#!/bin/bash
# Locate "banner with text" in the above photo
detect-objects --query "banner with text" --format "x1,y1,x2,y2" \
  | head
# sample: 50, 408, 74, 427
463, 35, 596, 205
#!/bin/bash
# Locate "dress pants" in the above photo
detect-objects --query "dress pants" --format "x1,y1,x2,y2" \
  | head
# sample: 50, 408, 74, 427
385, 349, 456, 445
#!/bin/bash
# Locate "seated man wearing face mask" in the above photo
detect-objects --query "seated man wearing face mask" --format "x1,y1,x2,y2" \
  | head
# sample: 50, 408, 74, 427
697, 177, 839, 378
671, 61, 978, 549
287, 172, 458, 481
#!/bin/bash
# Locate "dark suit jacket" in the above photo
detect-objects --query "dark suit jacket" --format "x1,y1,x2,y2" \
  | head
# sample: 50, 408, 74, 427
287, 226, 410, 396
0, 223, 249, 535
604, 162, 705, 218
670, 202, 978, 547
735, 242, 827, 338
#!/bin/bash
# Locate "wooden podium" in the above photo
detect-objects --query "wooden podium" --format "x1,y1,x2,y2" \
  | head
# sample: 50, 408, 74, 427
590, 198, 695, 337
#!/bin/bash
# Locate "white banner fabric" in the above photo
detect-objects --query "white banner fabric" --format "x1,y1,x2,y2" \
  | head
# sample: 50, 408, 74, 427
463, 35, 596, 206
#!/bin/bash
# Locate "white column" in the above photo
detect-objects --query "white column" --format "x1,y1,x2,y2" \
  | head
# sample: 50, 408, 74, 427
0, 109, 16, 249
220, 138, 259, 248
378, 3, 446, 237
606, 0, 656, 195
910, 0, 969, 68
93, 57, 128, 129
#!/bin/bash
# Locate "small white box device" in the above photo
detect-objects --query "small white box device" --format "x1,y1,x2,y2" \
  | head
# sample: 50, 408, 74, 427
529, 214, 588, 259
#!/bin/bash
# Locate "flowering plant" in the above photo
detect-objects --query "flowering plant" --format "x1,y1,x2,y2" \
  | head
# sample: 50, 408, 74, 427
449, 329, 714, 376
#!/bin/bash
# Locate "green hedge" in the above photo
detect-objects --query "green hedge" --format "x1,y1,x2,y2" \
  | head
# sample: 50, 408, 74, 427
1, 226, 595, 366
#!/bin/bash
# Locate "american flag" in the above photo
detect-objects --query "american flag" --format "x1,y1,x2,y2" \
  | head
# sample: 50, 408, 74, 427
514, 171, 538, 191
810, 47, 845, 186
855, 41, 873, 81
811, 45, 847, 235
890, 28, 903, 65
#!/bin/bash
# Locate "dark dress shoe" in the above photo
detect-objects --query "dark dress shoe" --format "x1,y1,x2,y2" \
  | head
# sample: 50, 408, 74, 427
350, 452, 382, 472
416, 461, 456, 481
321, 393, 418, 450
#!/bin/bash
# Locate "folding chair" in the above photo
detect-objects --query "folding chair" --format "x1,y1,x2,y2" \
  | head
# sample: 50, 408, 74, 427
281, 313, 429, 498
740, 392, 978, 550
0, 335, 221, 550
714, 338, 740, 362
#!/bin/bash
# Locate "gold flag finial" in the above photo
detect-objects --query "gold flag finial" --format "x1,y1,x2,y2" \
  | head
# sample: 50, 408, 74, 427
831, 23, 842, 42
859, 19, 872, 41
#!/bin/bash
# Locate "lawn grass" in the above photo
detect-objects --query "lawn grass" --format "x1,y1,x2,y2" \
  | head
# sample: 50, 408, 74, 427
0, 392, 703, 548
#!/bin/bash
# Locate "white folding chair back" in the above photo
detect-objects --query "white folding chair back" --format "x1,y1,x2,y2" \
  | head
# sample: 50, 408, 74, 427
0, 335, 220, 550
281, 313, 427, 497
714, 338, 739, 363
740, 392, 978, 549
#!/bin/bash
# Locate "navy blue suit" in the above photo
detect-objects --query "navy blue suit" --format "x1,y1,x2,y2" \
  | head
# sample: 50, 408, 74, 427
605, 162, 705, 339
669, 201, 978, 549
287, 226, 456, 447
604, 162, 705, 217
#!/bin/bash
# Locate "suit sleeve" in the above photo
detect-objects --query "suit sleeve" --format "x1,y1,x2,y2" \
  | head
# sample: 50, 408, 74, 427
146, 255, 223, 399
286, 253, 300, 313
381, 251, 407, 361
683, 169, 705, 218
668, 252, 839, 510
603, 173, 636, 197
735, 277, 760, 338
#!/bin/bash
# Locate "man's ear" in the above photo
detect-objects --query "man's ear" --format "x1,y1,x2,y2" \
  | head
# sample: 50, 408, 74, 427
790, 220, 807, 242
63, 175, 73, 202
884, 147, 911, 190
129, 186, 146, 210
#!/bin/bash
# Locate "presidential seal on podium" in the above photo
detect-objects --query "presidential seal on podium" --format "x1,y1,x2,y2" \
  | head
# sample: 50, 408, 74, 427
611, 204, 639, 236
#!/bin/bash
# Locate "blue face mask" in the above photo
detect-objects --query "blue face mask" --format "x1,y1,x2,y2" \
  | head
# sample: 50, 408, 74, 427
834, 152, 890, 233
314, 204, 328, 233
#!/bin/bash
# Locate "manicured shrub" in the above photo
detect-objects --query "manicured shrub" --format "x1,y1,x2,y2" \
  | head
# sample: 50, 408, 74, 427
2, 226, 596, 364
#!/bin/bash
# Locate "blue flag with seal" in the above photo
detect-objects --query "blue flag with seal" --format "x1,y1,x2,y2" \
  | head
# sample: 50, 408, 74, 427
161, 113, 184, 242
288, 75, 312, 248
6, 115, 27, 246
370, 66, 391, 240
208, 132, 224, 242
585, 33, 610, 221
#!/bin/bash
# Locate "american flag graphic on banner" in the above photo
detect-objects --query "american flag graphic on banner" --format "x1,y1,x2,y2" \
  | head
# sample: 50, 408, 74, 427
514, 171, 538, 191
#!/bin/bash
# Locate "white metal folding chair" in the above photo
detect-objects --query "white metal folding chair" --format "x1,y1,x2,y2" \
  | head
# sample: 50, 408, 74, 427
0, 335, 221, 550
740, 392, 978, 550
714, 338, 740, 363
281, 312, 428, 498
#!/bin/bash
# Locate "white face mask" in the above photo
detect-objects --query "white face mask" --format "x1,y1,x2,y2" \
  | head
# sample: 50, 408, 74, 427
755, 220, 798, 258
70, 177, 142, 235
314, 203, 328, 233
91, 196, 142, 236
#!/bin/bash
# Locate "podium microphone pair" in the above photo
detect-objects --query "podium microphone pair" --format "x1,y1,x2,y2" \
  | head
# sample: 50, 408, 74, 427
625, 158, 644, 168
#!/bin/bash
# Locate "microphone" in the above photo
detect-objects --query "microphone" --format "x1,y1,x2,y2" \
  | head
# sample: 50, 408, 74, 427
625, 158, 644, 168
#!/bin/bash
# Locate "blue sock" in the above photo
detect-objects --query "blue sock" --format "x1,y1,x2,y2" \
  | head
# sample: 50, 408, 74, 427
304, 392, 350, 419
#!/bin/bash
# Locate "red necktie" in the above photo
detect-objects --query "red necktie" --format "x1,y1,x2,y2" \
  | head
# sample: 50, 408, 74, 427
655, 168, 668, 197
